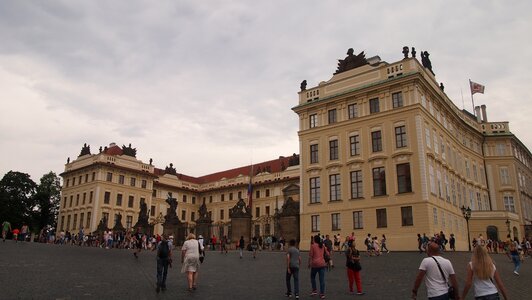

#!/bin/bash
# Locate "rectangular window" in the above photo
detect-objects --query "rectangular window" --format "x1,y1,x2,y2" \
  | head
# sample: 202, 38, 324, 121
182, 210, 187, 221
376, 208, 387, 228
86, 212, 91, 229
503, 195, 515, 213
72, 177, 75, 186
76, 194, 80, 206
73, 214, 78, 230
348, 103, 358, 119
425, 128, 431, 149
126, 216, 132, 229
369, 98, 379, 113
220, 209, 225, 220
373, 167, 387, 196
63, 197, 67, 208
329, 139, 339, 160
433, 208, 438, 225
496, 143, 506, 156
310, 144, 319, 163
82, 193, 86, 205
152, 189, 157, 197
311, 215, 320, 232
209, 196, 212, 203
104, 192, 110, 204
401, 206, 413, 226
66, 179, 70, 187
397, 163, 412, 193
310, 177, 320, 203
89, 191, 93, 204
221, 194, 225, 202
141, 179, 147, 189
266, 206, 270, 215
79, 213, 84, 230
92, 172, 96, 181
255, 207, 260, 217
182, 195, 187, 203
192, 196, 196, 204
350, 170, 363, 199
500, 167, 510, 185
331, 213, 340, 231
395, 125, 407, 148
329, 174, 341, 201
85, 174, 89, 183
371, 131, 382, 152
128, 196, 134, 208
255, 190, 260, 199
66, 215, 71, 231
116, 194, 122, 206
392, 92, 403, 108
130, 177, 136, 187
118, 175, 125, 184
350, 135, 360, 156
106, 172, 112, 182
150, 206, 155, 216
328, 109, 337, 124
69, 195, 73, 207
191, 212, 196, 221
237, 192, 242, 199
60, 216, 65, 231
229, 193, 233, 201
79, 175, 82, 184
309, 114, 318, 128
353, 211, 363, 229
265, 189, 270, 197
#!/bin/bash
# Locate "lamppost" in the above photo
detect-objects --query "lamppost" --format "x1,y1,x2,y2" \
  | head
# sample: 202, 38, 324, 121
505, 218, 511, 236
461, 206, 472, 251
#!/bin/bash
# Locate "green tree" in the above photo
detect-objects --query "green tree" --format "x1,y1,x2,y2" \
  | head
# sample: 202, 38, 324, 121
32, 171, 62, 231
0, 171, 37, 227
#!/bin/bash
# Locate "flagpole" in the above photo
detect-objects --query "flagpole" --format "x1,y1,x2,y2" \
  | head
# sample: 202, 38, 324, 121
469, 79, 475, 114
460, 88, 465, 110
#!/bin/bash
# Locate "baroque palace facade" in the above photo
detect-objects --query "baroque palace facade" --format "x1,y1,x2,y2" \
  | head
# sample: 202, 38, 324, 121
58, 48, 532, 251
292, 48, 532, 251
57, 143, 300, 241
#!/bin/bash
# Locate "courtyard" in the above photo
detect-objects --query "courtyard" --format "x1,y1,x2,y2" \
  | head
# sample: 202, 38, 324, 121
0, 241, 529, 299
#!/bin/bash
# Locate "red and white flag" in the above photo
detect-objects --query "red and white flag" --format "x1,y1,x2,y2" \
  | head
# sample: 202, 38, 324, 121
469, 80, 485, 95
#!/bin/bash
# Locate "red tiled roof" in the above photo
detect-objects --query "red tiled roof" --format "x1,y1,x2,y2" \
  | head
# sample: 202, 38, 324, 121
104, 145, 123, 156
153, 155, 299, 185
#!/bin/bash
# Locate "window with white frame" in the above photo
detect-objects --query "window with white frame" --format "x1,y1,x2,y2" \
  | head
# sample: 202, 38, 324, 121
350, 170, 363, 198
310, 114, 318, 128
331, 213, 341, 231
311, 215, 320, 232
348, 103, 358, 119
500, 167, 510, 185
350, 135, 360, 156
433, 207, 438, 225
425, 128, 431, 149
353, 211, 363, 229
503, 195, 515, 213
329, 174, 341, 201
429, 164, 436, 194
310, 177, 320, 203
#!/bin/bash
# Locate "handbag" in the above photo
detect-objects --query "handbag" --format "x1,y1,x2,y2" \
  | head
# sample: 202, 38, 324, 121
323, 247, 330, 263
432, 257, 454, 299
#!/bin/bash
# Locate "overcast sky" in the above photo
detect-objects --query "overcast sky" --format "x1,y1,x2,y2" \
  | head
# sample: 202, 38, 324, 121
1, 1, 531, 182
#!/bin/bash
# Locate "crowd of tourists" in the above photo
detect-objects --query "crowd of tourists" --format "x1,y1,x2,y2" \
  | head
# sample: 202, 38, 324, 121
3, 218, 531, 299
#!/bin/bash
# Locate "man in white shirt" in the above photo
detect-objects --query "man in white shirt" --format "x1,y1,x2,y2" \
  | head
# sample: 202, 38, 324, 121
411, 242, 459, 299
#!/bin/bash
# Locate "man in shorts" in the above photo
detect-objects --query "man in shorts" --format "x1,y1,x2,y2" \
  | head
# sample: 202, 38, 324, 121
2, 220, 11, 242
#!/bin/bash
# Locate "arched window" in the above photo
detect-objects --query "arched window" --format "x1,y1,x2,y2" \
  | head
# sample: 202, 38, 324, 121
486, 225, 498, 241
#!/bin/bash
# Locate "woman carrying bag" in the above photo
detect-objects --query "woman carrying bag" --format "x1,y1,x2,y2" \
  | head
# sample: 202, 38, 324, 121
345, 240, 364, 295
461, 245, 508, 300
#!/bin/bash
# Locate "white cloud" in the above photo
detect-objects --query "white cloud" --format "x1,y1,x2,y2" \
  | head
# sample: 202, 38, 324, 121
1, 1, 531, 180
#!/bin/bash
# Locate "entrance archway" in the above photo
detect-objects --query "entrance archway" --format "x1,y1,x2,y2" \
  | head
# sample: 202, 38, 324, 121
486, 226, 498, 241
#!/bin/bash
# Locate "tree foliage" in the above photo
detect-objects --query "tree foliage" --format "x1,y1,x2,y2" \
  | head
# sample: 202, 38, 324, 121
0, 171, 37, 227
0, 171, 61, 232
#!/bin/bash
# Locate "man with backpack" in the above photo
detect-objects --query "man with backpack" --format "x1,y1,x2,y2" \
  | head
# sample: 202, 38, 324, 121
156, 235, 172, 293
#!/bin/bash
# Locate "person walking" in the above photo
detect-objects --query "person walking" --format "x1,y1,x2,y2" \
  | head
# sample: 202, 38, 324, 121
251, 236, 259, 259
381, 234, 390, 253
2, 220, 11, 242
509, 239, 521, 276
345, 240, 364, 295
220, 235, 228, 254
324, 235, 333, 269
20, 223, 29, 242
238, 236, 245, 259
181, 233, 202, 292
285, 239, 301, 299
133, 227, 143, 258
411, 242, 460, 299
461, 244, 508, 300
155, 235, 172, 293
449, 234, 456, 251
309, 234, 329, 299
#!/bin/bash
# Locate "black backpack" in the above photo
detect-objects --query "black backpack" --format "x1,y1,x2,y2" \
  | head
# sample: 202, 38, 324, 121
159, 241, 170, 258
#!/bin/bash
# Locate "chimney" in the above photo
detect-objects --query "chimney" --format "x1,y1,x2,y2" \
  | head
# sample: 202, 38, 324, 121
475, 106, 481, 123
481, 105, 488, 123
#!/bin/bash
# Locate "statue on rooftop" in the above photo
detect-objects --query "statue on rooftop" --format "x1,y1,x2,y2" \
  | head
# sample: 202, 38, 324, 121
78, 143, 91, 157
421, 51, 434, 75
300, 80, 307, 91
334, 48, 369, 75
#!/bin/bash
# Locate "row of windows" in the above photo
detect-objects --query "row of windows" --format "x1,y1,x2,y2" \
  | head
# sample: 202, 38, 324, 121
103, 192, 146, 209
310, 92, 404, 129
106, 172, 148, 188
63, 191, 94, 208
309, 163, 412, 203
65, 172, 96, 187
310, 205, 413, 232
60, 211, 92, 232
310, 126, 408, 164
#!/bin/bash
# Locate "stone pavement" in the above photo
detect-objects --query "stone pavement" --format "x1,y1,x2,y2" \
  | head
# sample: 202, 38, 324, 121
0, 241, 529, 299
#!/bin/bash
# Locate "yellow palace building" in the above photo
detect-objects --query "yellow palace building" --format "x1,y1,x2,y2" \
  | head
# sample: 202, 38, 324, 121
292, 48, 531, 251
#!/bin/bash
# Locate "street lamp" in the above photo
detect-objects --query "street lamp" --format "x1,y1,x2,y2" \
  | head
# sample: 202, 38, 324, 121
505, 218, 511, 236
461, 206, 472, 251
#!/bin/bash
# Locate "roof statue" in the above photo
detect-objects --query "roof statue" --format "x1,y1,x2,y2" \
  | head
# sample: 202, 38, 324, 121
78, 143, 91, 157
411, 47, 417, 58
402, 46, 410, 59
122, 143, 137, 157
300, 80, 307, 91
421, 51, 434, 75
334, 48, 369, 75
165, 163, 177, 175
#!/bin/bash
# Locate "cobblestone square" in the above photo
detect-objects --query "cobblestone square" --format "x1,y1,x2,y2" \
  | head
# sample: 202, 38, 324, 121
0, 241, 529, 299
